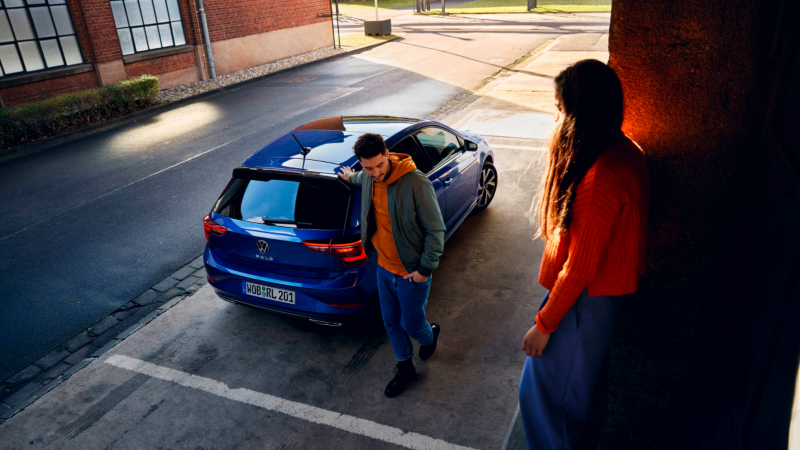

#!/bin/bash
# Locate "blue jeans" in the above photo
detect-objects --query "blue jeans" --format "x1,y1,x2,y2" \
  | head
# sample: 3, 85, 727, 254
376, 265, 434, 361
518, 289, 624, 450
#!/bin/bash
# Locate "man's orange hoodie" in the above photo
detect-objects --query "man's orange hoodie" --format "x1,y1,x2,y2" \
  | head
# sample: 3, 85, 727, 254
371, 153, 417, 275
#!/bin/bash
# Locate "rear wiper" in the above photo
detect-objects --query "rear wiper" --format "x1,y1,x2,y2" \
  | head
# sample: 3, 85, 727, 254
261, 217, 311, 227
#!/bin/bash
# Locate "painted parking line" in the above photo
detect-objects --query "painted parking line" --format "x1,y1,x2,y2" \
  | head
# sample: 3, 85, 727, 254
106, 355, 477, 450
490, 144, 547, 151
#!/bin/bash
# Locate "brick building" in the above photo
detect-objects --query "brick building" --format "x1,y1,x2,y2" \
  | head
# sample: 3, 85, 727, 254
0, 0, 333, 108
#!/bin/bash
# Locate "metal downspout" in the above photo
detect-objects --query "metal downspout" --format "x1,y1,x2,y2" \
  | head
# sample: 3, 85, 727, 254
197, 0, 216, 79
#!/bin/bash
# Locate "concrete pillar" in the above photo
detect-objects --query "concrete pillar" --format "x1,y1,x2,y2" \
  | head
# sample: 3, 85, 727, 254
608, 0, 775, 289
78, 0, 127, 85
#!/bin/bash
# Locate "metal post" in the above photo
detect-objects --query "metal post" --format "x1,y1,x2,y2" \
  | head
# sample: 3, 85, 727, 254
416, 0, 420, 13
329, 0, 336, 48
197, 0, 216, 79
334, 0, 341, 45
441, 0, 445, 14
374, 0, 379, 20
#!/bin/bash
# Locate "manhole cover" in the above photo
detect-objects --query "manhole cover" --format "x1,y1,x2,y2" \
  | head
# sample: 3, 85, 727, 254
461, 110, 556, 139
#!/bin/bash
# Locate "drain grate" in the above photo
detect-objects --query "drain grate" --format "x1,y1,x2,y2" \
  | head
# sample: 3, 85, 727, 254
461, 110, 556, 139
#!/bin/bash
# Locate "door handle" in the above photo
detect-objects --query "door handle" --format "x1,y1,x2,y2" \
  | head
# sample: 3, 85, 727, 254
444, 178, 453, 186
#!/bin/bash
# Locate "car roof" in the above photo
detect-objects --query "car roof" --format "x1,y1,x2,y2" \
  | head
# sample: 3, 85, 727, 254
241, 116, 423, 173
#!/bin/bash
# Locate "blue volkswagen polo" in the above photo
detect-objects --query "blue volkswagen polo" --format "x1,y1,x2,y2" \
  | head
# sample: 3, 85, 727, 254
203, 116, 497, 326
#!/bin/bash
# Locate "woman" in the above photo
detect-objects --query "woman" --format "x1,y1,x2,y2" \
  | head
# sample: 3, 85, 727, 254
518, 59, 650, 449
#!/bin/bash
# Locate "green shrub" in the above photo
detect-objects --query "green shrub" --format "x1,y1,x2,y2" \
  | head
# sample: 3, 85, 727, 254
0, 75, 159, 148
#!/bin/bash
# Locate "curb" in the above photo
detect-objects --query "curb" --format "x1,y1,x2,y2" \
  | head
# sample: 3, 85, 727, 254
0, 36, 404, 165
0, 254, 207, 425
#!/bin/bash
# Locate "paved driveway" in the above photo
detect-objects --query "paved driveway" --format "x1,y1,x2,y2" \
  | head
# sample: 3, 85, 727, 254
0, 11, 608, 382
0, 144, 549, 449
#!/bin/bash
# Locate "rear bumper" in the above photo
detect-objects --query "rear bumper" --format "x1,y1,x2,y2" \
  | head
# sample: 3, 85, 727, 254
204, 246, 378, 321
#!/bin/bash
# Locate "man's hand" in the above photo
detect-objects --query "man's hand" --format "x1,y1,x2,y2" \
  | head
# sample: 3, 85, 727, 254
338, 166, 354, 182
403, 271, 429, 283
522, 324, 550, 357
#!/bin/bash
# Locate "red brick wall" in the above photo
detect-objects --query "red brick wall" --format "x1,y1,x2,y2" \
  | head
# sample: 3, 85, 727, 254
125, 51, 198, 77
67, 0, 96, 65
76, 0, 123, 63
204, 0, 331, 42
0, 0, 329, 107
1, 71, 99, 108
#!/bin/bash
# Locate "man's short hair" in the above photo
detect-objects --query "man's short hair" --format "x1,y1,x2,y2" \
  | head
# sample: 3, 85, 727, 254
352, 133, 387, 160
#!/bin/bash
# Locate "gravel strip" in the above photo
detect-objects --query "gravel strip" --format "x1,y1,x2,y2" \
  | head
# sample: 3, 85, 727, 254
157, 46, 360, 102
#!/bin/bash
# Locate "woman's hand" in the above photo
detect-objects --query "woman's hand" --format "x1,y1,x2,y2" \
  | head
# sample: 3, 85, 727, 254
522, 324, 550, 357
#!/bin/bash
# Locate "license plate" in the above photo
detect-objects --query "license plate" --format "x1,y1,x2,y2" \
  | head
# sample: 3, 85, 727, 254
243, 282, 296, 304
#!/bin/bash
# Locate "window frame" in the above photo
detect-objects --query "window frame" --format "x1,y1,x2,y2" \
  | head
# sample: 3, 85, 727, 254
109, 0, 187, 56
388, 135, 436, 175
0, 0, 84, 77
215, 169, 354, 231
413, 126, 465, 172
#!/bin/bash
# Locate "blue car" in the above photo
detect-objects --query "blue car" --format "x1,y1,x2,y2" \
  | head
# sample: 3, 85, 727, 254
203, 116, 497, 326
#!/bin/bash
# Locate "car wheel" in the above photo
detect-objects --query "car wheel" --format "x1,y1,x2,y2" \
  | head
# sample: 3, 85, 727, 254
472, 161, 497, 215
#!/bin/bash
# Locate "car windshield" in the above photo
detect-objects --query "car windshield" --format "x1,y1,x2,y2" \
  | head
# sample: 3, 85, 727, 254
213, 172, 351, 230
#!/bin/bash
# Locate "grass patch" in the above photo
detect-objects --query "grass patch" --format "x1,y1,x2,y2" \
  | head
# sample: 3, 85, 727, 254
335, 0, 415, 15
424, 0, 611, 13
338, 32, 404, 47
0, 75, 159, 150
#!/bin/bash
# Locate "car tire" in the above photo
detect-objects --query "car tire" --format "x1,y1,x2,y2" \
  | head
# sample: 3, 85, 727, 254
472, 161, 498, 215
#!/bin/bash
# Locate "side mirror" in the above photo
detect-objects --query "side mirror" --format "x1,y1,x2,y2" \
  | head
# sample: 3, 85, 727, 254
465, 140, 478, 151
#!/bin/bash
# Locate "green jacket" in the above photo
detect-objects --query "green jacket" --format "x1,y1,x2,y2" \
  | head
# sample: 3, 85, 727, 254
348, 168, 446, 277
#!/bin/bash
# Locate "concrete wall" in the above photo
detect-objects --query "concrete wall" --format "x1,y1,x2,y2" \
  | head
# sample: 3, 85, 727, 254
211, 21, 332, 76
608, 0, 778, 290
124, 51, 202, 90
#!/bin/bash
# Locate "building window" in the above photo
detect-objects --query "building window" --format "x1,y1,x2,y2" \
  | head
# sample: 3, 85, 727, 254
0, 0, 84, 77
110, 0, 185, 56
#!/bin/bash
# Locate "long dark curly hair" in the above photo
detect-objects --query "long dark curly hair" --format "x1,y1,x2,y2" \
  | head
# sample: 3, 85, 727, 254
536, 59, 624, 240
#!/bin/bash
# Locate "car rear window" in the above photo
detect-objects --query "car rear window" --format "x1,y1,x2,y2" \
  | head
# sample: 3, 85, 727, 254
213, 170, 352, 230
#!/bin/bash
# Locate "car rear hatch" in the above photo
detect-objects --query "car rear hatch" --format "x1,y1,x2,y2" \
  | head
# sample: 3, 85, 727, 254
206, 168, 363, 281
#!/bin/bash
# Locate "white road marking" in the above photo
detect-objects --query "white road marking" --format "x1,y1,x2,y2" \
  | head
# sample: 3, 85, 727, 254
490, 144, 547, 151
106, 355, 478, 450
0, 88, 360, 243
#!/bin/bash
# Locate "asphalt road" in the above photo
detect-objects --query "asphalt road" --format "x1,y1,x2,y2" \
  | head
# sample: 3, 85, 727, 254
0, 12, 609, 383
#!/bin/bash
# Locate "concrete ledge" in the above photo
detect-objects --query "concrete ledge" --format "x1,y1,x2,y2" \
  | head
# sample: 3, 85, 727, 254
212, 22, 331, 75
123, 45, 194, 65
0, 64, 93, 89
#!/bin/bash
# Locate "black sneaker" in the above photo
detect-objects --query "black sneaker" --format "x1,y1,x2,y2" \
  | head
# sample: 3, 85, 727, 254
384, 359, 417, 398
419, 323, 440, 361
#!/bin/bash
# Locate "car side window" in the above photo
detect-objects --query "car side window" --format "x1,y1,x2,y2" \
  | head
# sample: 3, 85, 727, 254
414, 127, 462, 168
388, 136, 434, 173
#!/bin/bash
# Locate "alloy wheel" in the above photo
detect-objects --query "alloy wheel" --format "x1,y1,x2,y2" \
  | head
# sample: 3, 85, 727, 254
477, 164, 497, 208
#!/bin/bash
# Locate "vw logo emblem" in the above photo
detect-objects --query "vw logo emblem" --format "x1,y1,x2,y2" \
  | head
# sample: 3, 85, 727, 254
257, 240, 269, 254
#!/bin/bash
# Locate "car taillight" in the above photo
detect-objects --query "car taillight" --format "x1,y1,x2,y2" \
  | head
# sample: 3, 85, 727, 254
302, 238, 368, 267
203, 215, 226, 241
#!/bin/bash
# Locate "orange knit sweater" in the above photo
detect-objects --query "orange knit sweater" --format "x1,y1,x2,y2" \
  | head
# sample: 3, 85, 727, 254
536, 134, 650, 334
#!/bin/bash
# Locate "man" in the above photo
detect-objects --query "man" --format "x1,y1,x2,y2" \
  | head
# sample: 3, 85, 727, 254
338, 133, 446, 398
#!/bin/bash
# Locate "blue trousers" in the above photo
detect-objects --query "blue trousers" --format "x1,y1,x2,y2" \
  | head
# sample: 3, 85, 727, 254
376, 265, 434, 361
518, 290, 624, 450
